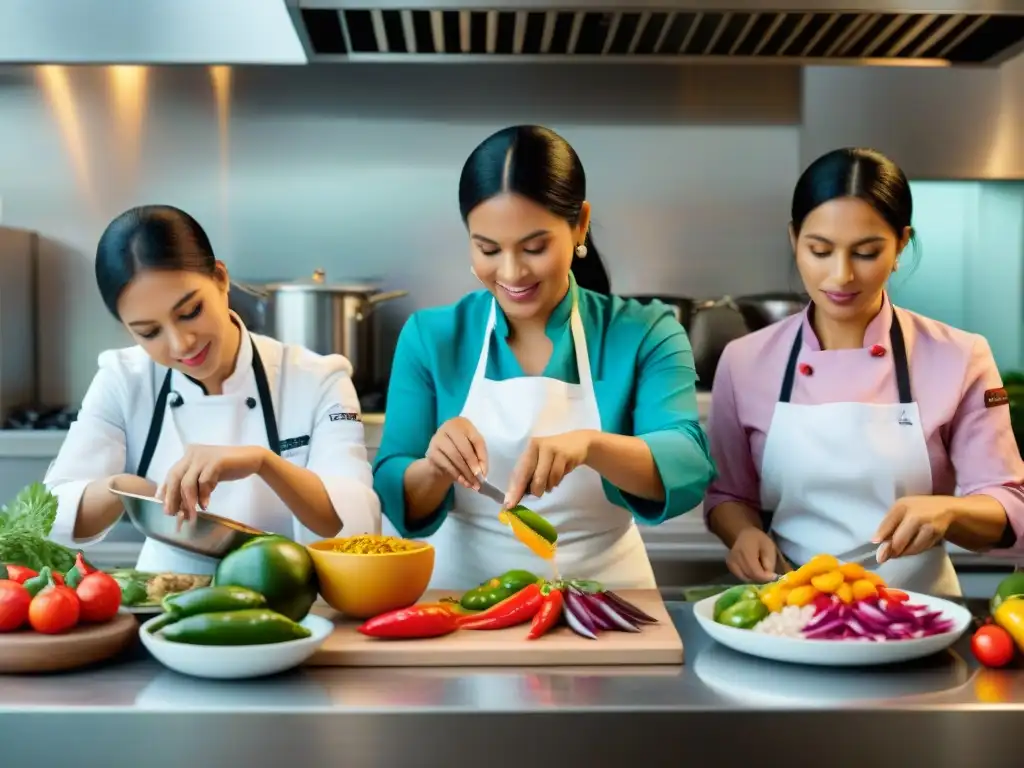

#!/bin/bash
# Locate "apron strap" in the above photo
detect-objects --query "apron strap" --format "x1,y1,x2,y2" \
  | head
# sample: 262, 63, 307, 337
251, 342, 282, 456
135, 335, 282, 479
889, 312, 912, 404
136, 367, 172, 478
778, 305, 912, 404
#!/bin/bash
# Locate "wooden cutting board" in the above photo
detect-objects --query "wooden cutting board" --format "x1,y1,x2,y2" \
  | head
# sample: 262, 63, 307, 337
0, 610, 138, 674
306, 589, 683, 667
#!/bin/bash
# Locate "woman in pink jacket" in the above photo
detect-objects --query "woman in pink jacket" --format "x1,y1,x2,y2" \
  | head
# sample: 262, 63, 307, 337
704, 147, 1024, 596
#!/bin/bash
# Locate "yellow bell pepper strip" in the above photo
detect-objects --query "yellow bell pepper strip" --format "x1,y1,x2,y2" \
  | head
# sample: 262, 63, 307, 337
993, 597, 1024, 654
458, 583, 545, 630
810, 571, 844, 594
498, 510, 556, 560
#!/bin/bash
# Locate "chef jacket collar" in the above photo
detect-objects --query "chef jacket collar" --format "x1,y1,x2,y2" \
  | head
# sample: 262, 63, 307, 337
800, 291, 893, 352
493, 272, 576, 341
173, 312, 254, 397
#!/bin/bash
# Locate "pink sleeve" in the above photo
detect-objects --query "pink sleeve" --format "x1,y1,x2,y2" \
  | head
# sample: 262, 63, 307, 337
703, 343, 763, 525
948, 336, 1024, 555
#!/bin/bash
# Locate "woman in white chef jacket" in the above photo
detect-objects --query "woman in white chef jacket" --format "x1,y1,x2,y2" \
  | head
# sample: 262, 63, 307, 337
373, 125, 716, 590
704, 148, 1024, 596
45, 205, 381, 574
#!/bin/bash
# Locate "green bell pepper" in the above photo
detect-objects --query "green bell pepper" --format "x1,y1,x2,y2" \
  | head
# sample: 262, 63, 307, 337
713, 585, 761, 622
460, 569, 539, 611
716, 598, 769, 630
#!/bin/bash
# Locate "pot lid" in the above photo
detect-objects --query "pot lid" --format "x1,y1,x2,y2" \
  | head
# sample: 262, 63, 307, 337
262, 269, 382, 293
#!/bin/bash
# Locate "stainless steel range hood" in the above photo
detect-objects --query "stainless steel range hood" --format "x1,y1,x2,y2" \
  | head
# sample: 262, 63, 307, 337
291, 0, 1024, 65
0, 0, 307, 64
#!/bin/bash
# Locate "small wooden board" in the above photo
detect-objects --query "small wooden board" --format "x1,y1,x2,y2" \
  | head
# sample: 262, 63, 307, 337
306, 589, 683, 667
0, 610, 138, 674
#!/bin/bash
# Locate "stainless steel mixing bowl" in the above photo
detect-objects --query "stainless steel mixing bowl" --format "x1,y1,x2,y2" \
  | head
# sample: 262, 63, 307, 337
109, 488, 266, 560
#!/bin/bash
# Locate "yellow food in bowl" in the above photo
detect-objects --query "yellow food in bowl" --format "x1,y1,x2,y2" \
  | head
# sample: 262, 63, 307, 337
327, 534, 424, 555
307, 536, 435, 619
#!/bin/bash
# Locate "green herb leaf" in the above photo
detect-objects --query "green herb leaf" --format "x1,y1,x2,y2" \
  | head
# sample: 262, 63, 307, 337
0, 530, 76, 572
0, 482, 58, 536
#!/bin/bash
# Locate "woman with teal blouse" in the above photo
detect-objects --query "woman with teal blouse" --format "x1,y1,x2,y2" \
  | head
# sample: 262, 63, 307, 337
373, 125, 716, 589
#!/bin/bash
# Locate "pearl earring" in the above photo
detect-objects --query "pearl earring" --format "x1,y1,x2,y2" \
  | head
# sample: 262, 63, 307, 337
575, 243, 588, 258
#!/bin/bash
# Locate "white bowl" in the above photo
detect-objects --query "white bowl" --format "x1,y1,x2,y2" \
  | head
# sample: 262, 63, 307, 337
693, 590, 972, 667
139, 614, 334, 680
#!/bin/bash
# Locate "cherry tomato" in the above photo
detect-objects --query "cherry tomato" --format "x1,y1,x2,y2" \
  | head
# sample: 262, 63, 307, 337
4, 565, 38, 585
971, 624, 1016, 668
0, 579, 31, 632
28, 585, 80, 634
75, 572, 122, 623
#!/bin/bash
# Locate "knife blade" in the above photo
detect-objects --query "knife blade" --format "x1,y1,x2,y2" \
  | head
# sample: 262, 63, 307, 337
474, 473, 507, 508
841, 542, 888, 564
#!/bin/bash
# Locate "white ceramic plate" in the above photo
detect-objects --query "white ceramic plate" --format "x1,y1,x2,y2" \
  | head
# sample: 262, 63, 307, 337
693, 590, 972, 667
139, 614, 334, 679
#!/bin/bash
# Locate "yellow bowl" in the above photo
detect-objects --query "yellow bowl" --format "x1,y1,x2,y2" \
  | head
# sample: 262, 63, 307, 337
306, 537, 435, 619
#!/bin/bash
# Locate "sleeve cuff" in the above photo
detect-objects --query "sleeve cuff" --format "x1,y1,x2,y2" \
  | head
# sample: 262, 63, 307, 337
608, 429, 714, 526
304, 474, 383, 544
977, 486, 1024, 557
46, 479, 120, 548
372, 456, 453, 538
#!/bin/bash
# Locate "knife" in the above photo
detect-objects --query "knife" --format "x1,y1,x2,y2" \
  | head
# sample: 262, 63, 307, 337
841, 541, 892, 564
474, 473, 507, 508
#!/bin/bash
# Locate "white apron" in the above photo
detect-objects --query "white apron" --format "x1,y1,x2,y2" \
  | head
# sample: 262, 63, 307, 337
132, 337, 286, 575
424, 286, 656, 590
760, 308, 961, 596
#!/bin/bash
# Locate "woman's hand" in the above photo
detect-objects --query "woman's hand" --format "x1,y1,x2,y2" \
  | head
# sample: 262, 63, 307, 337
158, 445, 268, 521
504, 430, 594, 509
425, 417, 488, 490
726, 528, 785, 583
874, 495, 956, 563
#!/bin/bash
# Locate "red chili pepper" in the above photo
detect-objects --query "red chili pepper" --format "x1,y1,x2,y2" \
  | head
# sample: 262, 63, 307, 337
526, 587, 564, 639
460, 583, 544, 630
358, 604, 461, 639
3, 565, 37, 585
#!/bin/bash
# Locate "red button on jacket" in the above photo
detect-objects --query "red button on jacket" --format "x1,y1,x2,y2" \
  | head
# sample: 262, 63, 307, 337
798, 362, 813, 376
870, 344, 886, 357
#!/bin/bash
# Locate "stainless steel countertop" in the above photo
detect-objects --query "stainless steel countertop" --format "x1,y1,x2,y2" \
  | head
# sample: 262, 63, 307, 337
0, 594, 1021, 768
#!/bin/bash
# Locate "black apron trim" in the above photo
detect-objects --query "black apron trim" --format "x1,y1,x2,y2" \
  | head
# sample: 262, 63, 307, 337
778, 304, 912, 404
135, 337, 281, 479
137, 368, 173, 479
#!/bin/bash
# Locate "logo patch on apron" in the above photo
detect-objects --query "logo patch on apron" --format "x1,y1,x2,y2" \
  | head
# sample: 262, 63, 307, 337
984, 387, 1010, 408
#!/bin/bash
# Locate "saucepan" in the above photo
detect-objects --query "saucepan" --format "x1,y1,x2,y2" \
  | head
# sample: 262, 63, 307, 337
109, 487, 265, 559
733, 292, 808, 332
621, 295, 697, 330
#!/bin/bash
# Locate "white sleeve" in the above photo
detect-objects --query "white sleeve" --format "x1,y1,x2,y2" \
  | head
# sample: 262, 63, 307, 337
44, 353, 131, 546
292, 355, 382, 543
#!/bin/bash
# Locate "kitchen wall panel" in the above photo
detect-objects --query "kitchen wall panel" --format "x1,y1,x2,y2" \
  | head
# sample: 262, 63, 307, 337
0, 63, 801, 406
801, 52, 1024, 180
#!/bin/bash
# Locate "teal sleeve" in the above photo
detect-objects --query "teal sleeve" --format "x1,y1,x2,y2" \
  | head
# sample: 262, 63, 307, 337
603, 313, 717, 524
371, 315, 453, 537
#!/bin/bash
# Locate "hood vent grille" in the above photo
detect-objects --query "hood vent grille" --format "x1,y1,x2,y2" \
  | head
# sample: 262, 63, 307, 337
299, 8, 1024, 63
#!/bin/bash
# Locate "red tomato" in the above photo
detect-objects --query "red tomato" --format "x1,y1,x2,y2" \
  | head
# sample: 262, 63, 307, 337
971, 625, 1016, 668
28, 585, 80, 634
75, 572, 122, 623
0, 579, 31, 632
4, 565, 37, 585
